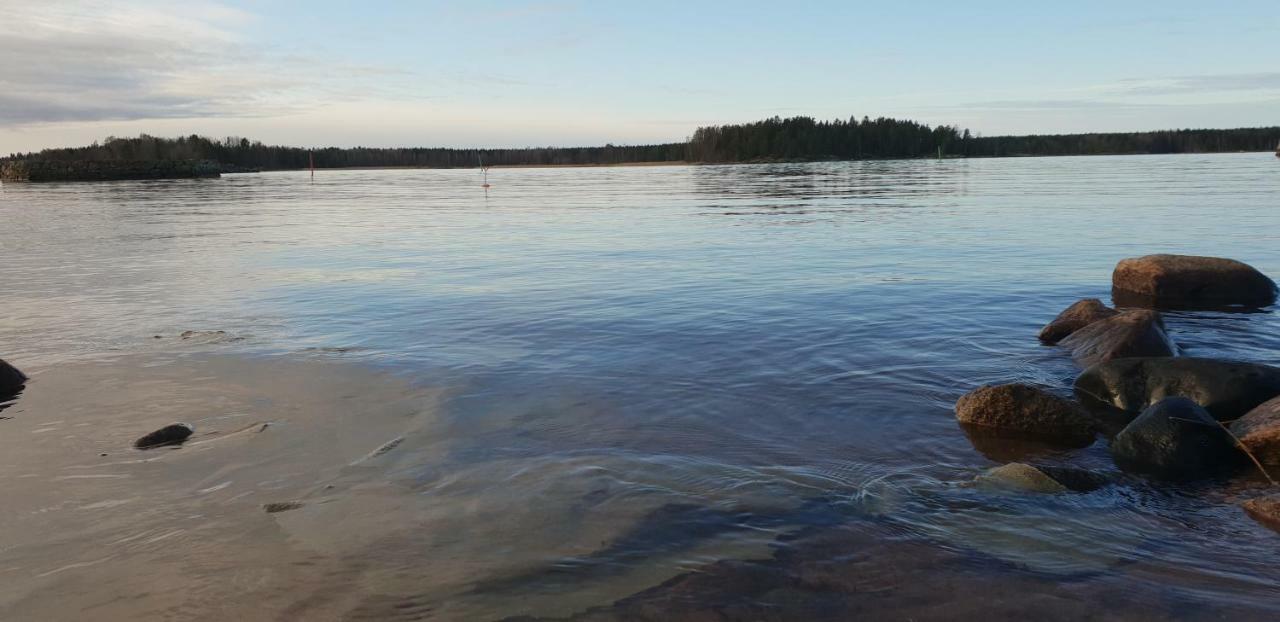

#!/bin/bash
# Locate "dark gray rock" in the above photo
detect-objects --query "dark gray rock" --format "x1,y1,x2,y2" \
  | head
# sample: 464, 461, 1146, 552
1074, 357, 1280, 425
1109, 397, 1245, 480
134, 423, 194, 449
1058, 310, 1177, 368
1038, 298, 1118, 344
1112, 254, 1278, 309
955, 383, 1096, 447
0, 357, 27, 399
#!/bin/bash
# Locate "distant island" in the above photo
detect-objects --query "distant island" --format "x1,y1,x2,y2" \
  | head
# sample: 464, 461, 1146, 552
3, 116, 1279, 182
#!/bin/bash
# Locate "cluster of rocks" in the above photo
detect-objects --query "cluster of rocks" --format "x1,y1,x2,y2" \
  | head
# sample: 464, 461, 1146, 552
0, 159, 221, 183
957, 254, 1280, 528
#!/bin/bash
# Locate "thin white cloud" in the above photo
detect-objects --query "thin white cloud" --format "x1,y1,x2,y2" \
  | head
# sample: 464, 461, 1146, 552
0, 1, 421, 126
1109, 72, 1280, 96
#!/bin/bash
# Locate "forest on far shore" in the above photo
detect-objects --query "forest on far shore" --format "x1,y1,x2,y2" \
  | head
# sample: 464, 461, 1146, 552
6, 116, 1279, 170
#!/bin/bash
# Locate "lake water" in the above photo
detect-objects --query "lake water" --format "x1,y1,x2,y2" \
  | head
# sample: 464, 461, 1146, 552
2, 154, 1280, 620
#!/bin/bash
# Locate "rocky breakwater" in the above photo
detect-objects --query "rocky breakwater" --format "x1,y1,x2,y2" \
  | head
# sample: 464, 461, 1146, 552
0, 159, 221, 182
958, 253, 1280, 528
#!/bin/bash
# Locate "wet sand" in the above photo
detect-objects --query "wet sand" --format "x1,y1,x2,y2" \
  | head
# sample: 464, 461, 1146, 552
0, 355, 781, 620
0, 354, 444, 620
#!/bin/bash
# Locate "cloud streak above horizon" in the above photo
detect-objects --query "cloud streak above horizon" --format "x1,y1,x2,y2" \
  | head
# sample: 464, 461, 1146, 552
1, 0, 1277, 153
0, 1, 430, 126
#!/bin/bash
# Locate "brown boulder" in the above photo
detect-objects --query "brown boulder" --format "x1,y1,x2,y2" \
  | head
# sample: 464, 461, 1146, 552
1112, 254, 1277, 309
955, 384, 1096, 446
1242, 494, 1280, 533
1038, 298, 1117, 344
1057, 310, 1177, 368
1229, 396, 1280, 465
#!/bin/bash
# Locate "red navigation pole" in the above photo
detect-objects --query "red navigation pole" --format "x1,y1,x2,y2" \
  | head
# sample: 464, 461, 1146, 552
309, 150, 315, 181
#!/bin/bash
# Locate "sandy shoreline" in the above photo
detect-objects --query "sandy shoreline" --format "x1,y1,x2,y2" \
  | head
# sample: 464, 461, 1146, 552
0, 353, 768, 620
0, 354, 445, 620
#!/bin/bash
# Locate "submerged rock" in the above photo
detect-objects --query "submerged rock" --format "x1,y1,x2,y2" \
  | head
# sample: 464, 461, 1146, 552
955, 384, 1095, 446
1242, 495, 1280, 533
1038, 298, 1118, 344
974, 463, 1067, 493
1058, 310, 1177, 368
1111, 254, 1278, 309
973, 463, 1111, 494
134, 423, 195, 449
1074, 357, 1280, 424
263, 501, 306, 514
0, 357, 27, 399
1109, 397, 1244, 480
1229, 396, 1280, 465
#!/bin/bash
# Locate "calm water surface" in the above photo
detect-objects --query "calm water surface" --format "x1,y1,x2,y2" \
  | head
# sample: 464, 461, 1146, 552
2, 154, 1280, 619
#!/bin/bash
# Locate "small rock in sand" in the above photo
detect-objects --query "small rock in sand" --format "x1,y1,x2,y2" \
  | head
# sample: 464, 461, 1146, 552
263, 501, 306, 514
134, 423, 195, 449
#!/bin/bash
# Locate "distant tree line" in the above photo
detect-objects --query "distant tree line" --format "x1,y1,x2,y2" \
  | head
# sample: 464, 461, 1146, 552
687, 116, 1280, 161
3, 134, 686, 170
960, 127, 1280, 158
687, 116, 964, 162
5, 120, 1278, 170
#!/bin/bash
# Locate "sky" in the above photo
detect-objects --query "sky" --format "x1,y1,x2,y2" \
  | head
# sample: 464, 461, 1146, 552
2, 0, 1278, 153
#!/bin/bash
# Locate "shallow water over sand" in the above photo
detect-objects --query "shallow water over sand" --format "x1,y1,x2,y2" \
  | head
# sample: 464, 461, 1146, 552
2, 154, 1280, 620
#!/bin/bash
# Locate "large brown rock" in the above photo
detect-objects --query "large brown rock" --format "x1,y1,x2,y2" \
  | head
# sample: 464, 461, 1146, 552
1243, 494, 1280, 533
1112, 254, 1277, 309
1038, 298, 1118, 344
955, 383, 1096, 446
1229, 396, 1280, 465
0, 357, 26, 399
1057, 310, 1177, 368
1074, 357, 1280, 425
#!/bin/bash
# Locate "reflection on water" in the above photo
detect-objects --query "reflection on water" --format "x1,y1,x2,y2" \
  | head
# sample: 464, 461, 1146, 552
2, 154, 1280, 619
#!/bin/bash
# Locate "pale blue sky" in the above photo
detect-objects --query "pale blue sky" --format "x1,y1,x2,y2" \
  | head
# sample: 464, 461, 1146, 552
2, 1, 1278, 152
